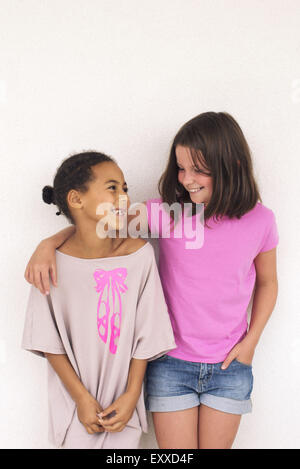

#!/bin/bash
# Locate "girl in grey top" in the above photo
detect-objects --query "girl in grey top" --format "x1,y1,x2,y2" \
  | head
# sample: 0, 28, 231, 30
22, 151, 176, 449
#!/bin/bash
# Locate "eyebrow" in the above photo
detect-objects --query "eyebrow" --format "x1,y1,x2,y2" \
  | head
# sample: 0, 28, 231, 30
104, 179, 127, 185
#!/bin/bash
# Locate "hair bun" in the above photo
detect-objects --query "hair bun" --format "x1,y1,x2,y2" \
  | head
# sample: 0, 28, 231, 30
42, 185, 55, 204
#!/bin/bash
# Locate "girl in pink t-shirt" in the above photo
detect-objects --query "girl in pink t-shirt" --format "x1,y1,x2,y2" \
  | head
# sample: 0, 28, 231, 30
24, 112, 279, 449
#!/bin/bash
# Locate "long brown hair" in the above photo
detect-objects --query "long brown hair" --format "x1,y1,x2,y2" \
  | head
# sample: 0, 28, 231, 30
158, 112, 262, 226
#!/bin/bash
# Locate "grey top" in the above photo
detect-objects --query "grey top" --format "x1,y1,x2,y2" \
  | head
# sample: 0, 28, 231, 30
22, 242, 176, 447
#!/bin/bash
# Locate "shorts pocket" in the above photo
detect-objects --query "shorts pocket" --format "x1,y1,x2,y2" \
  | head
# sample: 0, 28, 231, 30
234, 358, 252, 368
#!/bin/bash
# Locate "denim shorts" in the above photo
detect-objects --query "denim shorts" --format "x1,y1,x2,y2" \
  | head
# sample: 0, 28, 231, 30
145, 355, 253, 415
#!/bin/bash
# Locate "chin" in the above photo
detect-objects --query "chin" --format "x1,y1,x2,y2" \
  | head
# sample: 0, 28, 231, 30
189, 195, 205, 204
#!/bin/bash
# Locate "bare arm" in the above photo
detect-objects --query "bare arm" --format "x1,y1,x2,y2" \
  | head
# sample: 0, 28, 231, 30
245, 247, 278, 347
45, 353, 104, 434
24, 225, 75, 294
222, 247, 278, 368
125, 357, 148, 399
48, 225, 76, 249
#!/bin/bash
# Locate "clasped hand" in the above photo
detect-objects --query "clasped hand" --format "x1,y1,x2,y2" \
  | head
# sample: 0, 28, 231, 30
97, 391, 137, 433
77, 391, 136, 434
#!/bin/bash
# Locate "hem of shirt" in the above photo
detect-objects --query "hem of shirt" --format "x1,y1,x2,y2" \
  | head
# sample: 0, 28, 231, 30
166, 350, 228, 364
22, 343, 67, 357
259, 240, 279, 253
132, 343, 177, 361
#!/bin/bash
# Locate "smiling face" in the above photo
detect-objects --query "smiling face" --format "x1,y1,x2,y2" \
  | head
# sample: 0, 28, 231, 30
68, 161, 130, 231
176, 145, 213, 206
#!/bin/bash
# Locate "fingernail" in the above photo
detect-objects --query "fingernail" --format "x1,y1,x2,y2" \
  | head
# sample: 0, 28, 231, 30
45, 291, 49, 295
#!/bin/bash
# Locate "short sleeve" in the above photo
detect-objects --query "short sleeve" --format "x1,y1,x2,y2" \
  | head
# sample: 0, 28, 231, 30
259, 210, 279, 253
131, 249, 177, 361
21, 285, 66, 357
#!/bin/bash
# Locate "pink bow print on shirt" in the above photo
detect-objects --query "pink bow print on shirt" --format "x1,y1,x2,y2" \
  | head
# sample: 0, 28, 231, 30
93, 268, 128, 354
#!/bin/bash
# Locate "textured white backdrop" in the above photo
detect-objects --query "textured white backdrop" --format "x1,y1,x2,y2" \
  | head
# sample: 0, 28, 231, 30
0, 0, 299, 449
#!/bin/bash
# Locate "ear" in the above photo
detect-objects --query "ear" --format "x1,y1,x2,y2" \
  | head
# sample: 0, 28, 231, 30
68, 189, 83, 209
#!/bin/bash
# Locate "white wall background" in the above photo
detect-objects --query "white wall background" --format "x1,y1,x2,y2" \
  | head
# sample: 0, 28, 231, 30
0, 0, 299, 449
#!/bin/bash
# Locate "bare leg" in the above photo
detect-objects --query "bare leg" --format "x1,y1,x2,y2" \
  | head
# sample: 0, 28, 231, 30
152, 406, 199, 449
198, 404, 241, 449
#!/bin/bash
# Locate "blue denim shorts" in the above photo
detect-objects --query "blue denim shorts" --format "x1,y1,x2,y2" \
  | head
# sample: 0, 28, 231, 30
145, 355, 253, 415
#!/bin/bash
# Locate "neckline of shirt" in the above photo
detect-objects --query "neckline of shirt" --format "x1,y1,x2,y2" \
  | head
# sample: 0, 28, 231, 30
56, 241, 150, 262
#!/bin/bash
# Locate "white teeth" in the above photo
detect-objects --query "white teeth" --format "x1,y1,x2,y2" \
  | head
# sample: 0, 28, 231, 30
112, 208, 126, 215
189, 187, 204, 193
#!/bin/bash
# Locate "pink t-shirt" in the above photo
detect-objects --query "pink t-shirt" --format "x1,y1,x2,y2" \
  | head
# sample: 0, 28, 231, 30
146, 198, 279, 363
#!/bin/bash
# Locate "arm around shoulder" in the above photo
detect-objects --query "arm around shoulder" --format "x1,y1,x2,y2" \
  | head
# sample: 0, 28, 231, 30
24, 225, 75, 294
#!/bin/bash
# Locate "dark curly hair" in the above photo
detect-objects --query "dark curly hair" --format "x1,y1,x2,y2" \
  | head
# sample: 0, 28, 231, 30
42, 151, 116, 224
